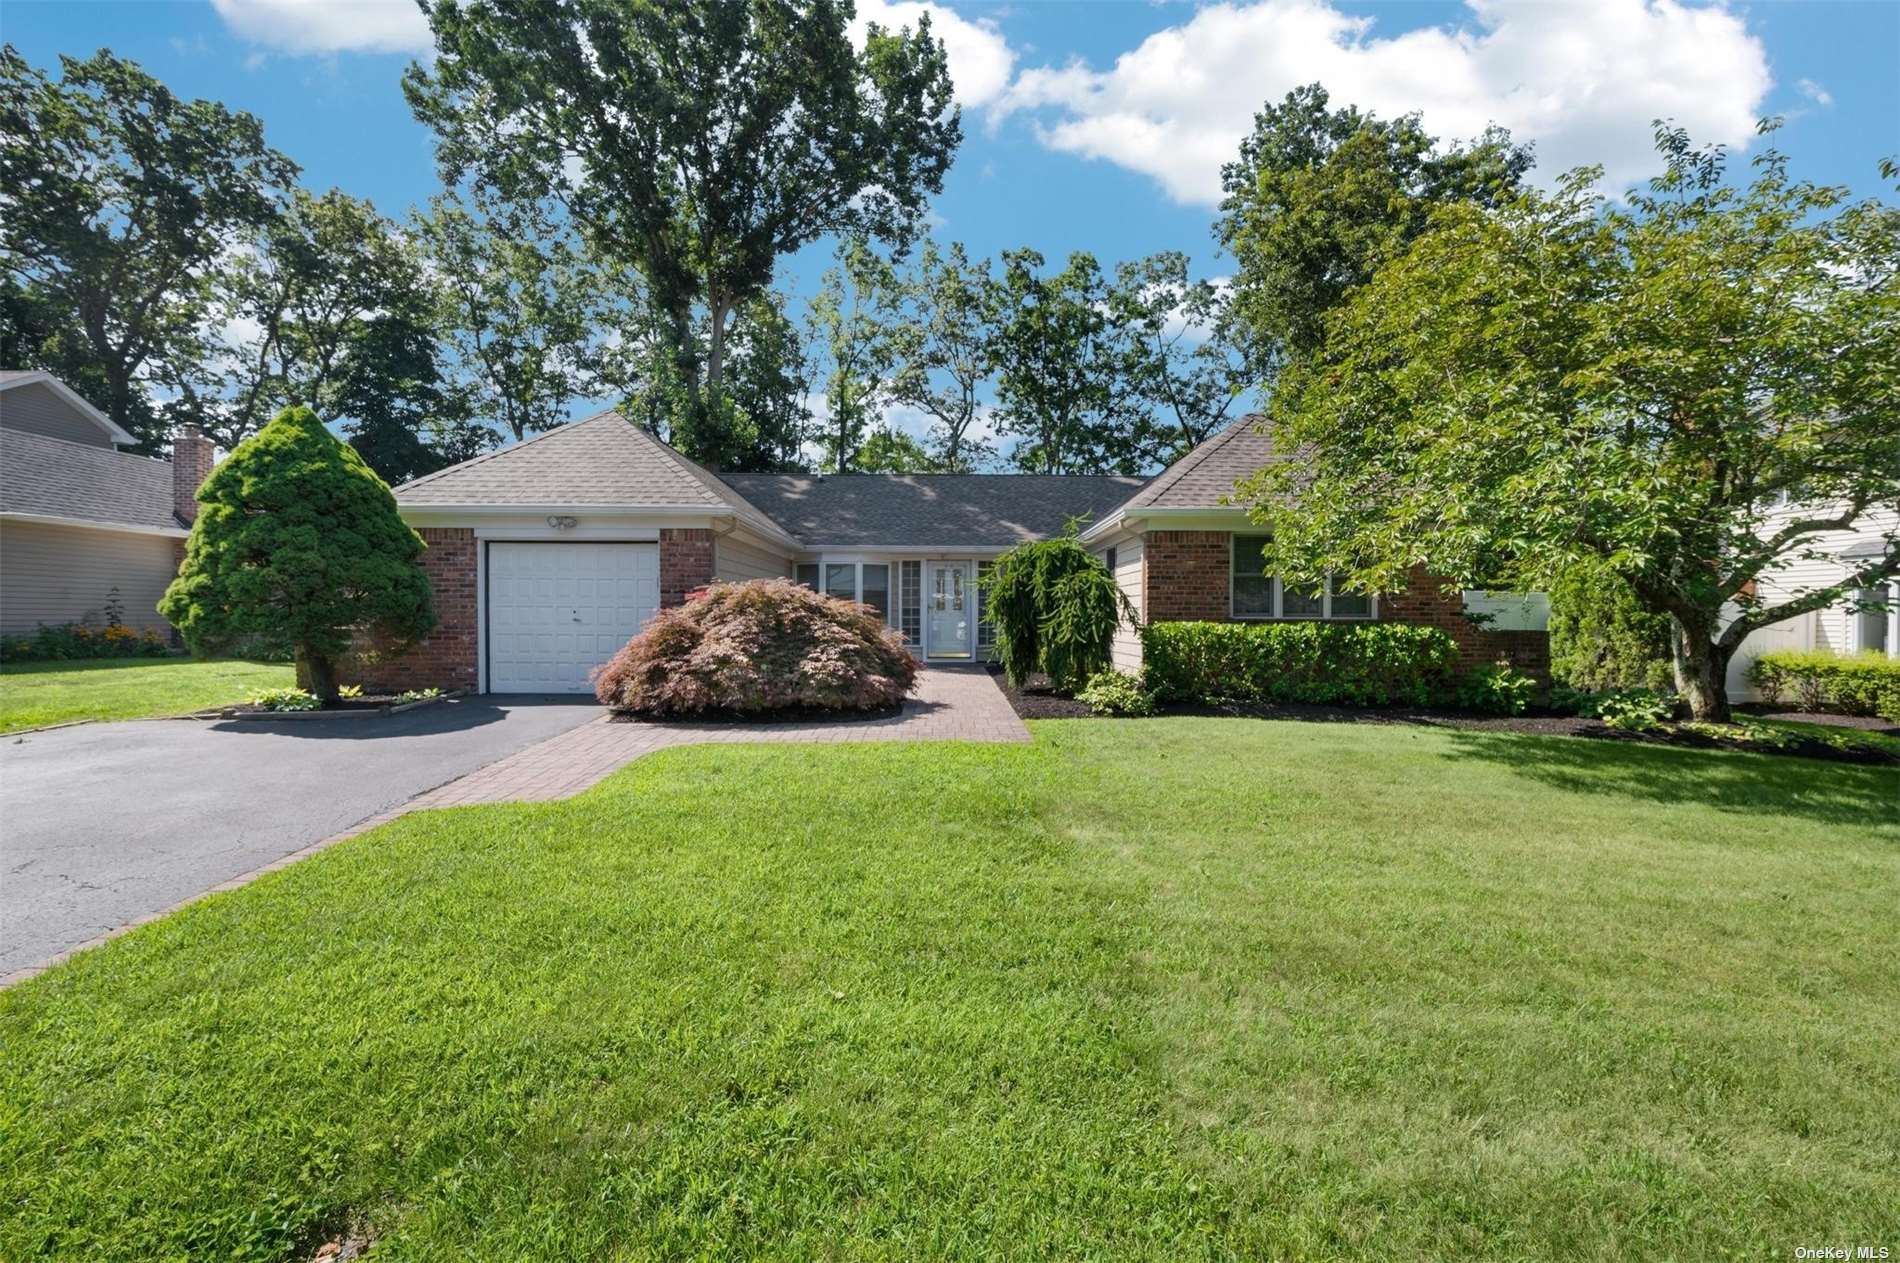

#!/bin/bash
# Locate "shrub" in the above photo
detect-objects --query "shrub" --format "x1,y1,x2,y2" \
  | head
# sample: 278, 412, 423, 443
1547, 563, 1674, 692
160, 406, 434, 700
1076, 670, 1155, 717
396, 687, 445, 704
1597, 690, 1674, 732
1746, 649, 1900, 720
593, 579, 920, 717
984, 538, 1129, 693
1456, 664, 1538, 715
250, 686, 320, 712
1140, 622, 1459, 707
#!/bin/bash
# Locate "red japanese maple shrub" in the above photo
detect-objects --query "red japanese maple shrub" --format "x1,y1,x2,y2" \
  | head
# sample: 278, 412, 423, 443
592, 578, 920, 716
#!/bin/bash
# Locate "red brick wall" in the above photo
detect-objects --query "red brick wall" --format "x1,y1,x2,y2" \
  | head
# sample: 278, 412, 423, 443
171, 426, 217, 525
660, 527, 714, 607
1141, 534, 1549, 678
346, 527, 479, 693
1142, 531, 1232, 621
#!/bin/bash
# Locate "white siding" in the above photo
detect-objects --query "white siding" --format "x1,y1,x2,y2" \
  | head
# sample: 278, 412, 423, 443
1724, 501, 1900, 698
0, 381, 114, 447
0, 519, 180, 633
714, 534, 792, 582
1095, 531, 1145, 673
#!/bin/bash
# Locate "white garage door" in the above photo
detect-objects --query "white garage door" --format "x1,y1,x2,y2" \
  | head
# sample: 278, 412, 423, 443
487, 542, 660, 693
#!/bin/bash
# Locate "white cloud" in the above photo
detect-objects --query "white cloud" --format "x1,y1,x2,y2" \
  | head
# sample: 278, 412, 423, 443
853, 0, 1016, 108
210, 0, 433, 56
1796, 78, 1834, 108
997, 0, 1773, 205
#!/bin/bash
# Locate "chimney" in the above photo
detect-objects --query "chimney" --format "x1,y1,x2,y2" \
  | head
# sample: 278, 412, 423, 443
173, 425, 217, 525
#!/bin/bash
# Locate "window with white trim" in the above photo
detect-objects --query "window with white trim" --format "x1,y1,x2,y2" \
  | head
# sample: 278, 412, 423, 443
1231, 534, 1374, 621
861, 563, 891, 623
977, 561, 996, 650
795, 563, 819, 591
899, 560, 922, 644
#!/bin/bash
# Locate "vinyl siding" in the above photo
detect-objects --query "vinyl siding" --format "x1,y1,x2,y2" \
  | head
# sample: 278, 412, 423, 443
713, 534, 792, 582
0, 381, 114, 447
1095, 531, 1145, 673
0, 519, 180, 633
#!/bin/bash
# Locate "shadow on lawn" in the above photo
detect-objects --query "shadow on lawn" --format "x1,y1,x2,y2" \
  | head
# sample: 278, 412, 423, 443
206, 695, 590, 740
1441, 729, 1900, 830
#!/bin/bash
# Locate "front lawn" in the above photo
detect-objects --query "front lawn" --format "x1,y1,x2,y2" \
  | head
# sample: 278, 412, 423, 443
0, 656, 294, 733
3, 721, 1895, 1258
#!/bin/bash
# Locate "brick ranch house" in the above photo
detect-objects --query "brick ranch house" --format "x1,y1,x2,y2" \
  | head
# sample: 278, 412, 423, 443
359, 410, 1547, 694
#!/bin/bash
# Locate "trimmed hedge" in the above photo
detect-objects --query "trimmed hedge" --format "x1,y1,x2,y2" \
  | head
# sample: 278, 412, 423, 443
1745, 649, 1900, 721
1140, 621, 1460, 706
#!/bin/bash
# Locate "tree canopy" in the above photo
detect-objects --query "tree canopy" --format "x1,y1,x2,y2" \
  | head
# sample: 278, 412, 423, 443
1246, 124, 1900, 719
406, 0, 959, 469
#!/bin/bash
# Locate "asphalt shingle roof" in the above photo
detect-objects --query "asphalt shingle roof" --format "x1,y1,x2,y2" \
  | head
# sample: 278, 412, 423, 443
393, 411, 790, 541
0, 428, 180, 531
719, 473, 1147, 547
1117, 415, 1286, 510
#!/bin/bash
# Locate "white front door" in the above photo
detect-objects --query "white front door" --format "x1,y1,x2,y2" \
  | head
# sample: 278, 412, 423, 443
926, 561, 972, 659
487, 542, 659, 693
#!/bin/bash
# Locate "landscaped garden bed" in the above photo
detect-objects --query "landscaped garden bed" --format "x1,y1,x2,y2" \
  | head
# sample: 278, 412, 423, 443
207, 687, 453, 721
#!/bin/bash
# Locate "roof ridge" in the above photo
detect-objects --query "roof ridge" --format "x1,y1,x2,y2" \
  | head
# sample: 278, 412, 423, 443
1126, 414, 1262, 509
391, 409, 621, 493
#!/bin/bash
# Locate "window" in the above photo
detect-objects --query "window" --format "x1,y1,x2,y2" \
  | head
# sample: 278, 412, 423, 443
1230, 535, 1373, 620
1105, 546, 1118, 574
795, 563, 819, 591
825, 563, 857, 602
861, 564, 890, 623
899, 560, 922, 645
1232, 535, 1274, 619
977, 561, 996, 649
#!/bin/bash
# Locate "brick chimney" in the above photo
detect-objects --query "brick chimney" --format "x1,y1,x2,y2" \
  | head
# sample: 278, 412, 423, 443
173, 425, 217, 525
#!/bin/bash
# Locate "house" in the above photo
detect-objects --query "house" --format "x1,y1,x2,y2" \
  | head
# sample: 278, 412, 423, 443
1724, 498, 1900, 699
365, 410, 1547, 694
0, 371, 216, 636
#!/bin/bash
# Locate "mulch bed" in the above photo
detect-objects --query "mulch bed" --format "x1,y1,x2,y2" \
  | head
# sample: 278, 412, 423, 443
986, 667, 1897, 767
213, 694, 424, 718
608, 702, 904, 726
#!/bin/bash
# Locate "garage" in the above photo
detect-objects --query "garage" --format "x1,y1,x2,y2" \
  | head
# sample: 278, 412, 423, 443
486, 541, 659, 693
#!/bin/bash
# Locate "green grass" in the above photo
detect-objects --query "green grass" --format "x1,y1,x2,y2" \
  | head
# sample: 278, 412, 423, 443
3, 720, 1896, 1259
0, 656, 293, 732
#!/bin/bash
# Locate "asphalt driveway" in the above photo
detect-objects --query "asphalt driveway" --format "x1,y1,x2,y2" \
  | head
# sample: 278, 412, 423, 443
1, 696, 600, 978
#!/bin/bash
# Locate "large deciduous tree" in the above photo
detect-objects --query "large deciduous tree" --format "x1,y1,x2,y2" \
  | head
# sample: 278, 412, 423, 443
405, 0, 959, 469
808, 238, 899, 473
1216, 83, 1530, 382
0, 47, 297, 448
888, 239, 999, 471
160, 406, 436, 701
1247, 125, 1900, 721
1108, 251, 1249, 466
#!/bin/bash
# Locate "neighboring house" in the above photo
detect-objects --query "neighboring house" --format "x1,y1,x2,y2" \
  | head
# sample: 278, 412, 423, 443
1724, 498, 1900, 699
371, 410, 1548, 695
0, 371, 216, 636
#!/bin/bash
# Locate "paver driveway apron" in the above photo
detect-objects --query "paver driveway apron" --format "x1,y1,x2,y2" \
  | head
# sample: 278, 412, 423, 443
0, 696, 600, 980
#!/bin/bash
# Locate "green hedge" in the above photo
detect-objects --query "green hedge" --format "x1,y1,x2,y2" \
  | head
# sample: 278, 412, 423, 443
1140, 621, 1460, 706
1745, 649, 1900, 721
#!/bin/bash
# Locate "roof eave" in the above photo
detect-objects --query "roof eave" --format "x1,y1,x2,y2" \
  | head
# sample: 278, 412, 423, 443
0, 372, 139, 446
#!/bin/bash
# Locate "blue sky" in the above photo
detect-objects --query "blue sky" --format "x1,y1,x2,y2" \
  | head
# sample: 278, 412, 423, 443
6, 0, 1897, 437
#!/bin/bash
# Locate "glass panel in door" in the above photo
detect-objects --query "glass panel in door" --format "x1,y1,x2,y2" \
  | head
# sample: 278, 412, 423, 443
927, 562, 972, 658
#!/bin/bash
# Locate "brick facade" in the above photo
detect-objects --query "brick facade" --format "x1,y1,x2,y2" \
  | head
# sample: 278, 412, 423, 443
660, 527, 715, 607
345, 528, 480, 693
1141, 534, 1549, 678
1142, 531, 1232, 621
171, 426, 217, 525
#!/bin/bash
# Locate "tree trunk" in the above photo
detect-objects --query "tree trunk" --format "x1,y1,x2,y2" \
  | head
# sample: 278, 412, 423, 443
1668, 613, 1732, 722
297, 646, 340, 703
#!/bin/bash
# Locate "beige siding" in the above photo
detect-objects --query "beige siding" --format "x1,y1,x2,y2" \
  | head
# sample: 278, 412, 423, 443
714, 533, 792, 582
0, 519, 179, 633
1095, 531, 1145, 673
0, 381, 114, 447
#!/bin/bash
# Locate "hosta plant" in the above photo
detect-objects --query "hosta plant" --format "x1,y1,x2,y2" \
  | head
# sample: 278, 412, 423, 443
251, 686, 320, 712
593, 579, 919, 717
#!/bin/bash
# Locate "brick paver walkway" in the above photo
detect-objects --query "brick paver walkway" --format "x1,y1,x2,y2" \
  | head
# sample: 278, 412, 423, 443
409, 664, 1028, 809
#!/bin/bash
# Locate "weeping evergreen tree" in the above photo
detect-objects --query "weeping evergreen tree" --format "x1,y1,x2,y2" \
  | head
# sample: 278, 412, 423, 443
160, 406, 435, 699
984, 537, 1130, 692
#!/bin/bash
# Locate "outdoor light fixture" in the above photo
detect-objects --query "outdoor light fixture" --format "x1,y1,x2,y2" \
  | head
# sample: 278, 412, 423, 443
546, 515, 579, 530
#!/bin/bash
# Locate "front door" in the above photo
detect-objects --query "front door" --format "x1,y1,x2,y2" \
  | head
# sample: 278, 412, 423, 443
926, 562, 972, 659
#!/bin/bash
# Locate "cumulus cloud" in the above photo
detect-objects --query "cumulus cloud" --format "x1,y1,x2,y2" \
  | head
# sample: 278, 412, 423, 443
997, 0, 1774, 205
853, 0, 1016, 108
210, 0, 432, 55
